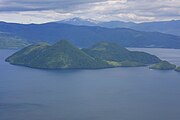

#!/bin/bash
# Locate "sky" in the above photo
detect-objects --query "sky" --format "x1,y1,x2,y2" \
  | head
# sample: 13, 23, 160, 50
0, 0, 180, 23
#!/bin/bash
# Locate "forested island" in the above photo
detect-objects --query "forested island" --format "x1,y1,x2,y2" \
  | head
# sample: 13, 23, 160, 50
6, 40, 161, 69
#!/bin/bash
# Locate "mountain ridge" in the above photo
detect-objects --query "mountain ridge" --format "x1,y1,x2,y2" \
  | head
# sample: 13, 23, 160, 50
57, 18, 180, 36
0, 21, 180, 49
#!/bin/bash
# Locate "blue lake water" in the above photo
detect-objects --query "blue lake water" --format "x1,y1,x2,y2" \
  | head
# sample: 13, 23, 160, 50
0, 48, 180, 120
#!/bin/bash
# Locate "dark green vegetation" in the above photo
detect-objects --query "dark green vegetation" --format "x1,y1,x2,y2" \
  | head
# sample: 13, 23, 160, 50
175, 67, 180, 72
106, 60, 146, 67
6, 40, 161, 69
149, 61, 176, 70
6, 40, 110, 69
0, 22, 180, 48
82, 42, 161, 65
0, 32, 28, 49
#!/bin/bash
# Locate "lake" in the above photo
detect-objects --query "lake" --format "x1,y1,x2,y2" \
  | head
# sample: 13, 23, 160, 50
0, 48, 180, 120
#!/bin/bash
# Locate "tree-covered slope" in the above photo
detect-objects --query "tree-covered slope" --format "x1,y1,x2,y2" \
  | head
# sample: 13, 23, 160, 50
175, 67, 180, 72
6, 40, 110, 69
0, 32, 28, 49
82, 42, 161, 65
149, 61, 176, 70
6, 40, 163, 69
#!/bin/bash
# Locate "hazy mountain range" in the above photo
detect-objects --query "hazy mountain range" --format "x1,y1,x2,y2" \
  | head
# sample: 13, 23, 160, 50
0, 18, 180, 49
58, 18, 180, 36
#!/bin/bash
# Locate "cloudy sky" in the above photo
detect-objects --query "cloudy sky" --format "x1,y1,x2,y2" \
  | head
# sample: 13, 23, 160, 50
0, 0, 180, 23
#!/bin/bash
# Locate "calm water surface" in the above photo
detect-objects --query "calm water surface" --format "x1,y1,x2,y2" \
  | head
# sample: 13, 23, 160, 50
0, 48, 180, 120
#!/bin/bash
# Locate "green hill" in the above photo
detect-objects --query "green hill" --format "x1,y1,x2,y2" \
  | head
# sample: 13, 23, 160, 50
149, 61, 176, 70
175, 67, 180, 72
6, 40, 110, 69
0, 32, 28, 49
82, 42, 161, 67
6, 40, 162, 69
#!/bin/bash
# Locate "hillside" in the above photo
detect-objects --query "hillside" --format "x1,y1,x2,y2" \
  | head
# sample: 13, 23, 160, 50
99, 20, 180, 36
82, 42, 161, 65
175, 67, 180, 72
130, 20, 180, 36
6, 40, 161, 69
0, 32, 28, 49
0, 22, 180, 48
6, 40, 110, 69
149, 61, 176, 70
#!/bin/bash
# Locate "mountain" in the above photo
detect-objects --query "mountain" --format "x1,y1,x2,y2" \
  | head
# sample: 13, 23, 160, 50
82, 42, 161, 65
58, 18, 180, 36
6, 40, 162, 69
98, 20, 180, 36
6, 40, 110, 69
149, 61, 176, 70
0, 32, 28, 49
98, 21, 136, 28
57, 17, 97, 26
131, 20, 180, 36
57, 18, 136, 28
0, 21, 180, 49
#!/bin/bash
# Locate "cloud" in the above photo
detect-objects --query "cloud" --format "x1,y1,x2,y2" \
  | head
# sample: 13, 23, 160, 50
0, 0, 179, 23
0, 0, 105, 12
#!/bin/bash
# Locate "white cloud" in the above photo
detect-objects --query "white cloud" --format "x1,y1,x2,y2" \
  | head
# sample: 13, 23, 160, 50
0, 11, 73, 23
0, 0, 179, 23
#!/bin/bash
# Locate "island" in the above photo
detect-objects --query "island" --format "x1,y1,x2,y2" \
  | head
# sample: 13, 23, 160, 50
6, 40, 162, 69
175, 67, 180, 72
149, 61, 176, 70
